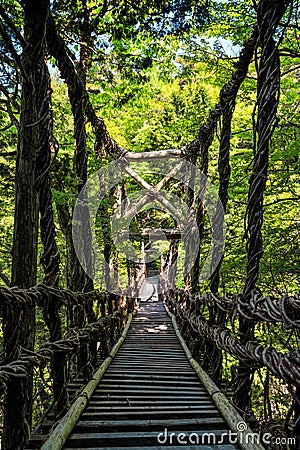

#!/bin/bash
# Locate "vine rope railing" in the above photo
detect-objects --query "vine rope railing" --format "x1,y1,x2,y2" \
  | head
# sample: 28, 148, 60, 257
179, 289, 300, 327
0, 278, 142, 449
161, 280, 300, 444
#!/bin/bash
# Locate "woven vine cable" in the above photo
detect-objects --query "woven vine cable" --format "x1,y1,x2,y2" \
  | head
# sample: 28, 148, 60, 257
236, 0, 293, 413
0, 286, 127, 393
165, 291, 300, 388
210, 28, 258, 292
163, 283, 300, 328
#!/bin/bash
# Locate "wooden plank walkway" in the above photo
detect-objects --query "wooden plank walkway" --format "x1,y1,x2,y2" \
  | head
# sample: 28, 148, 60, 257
28, 282, 239, 449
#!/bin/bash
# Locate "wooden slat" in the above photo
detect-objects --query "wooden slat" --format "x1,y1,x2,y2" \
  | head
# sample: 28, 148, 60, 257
62, 429, 233, 445
124, 149, 182, 161
80, 410, 222, 419
40, 417, 226, 433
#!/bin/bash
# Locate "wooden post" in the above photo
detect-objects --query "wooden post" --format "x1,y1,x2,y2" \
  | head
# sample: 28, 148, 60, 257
124, 149, 182, 161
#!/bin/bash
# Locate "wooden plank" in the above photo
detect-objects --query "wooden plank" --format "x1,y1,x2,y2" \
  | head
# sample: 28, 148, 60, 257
81, 409, 221, 418
99, 379, 202, 386
113, 351, 188, 357
102, 373, 197, 380
85, 386, 208, 393
28, 440, 238, 450
102, 370, 195, 374
89, 394, 211, 401
128, 229, 182, 240
74, 417, 226, 429
60, 429, 235, 446
43, 416, 226, 431
86, 405, 219, 412
125, 149, 182, 161
88, 399, 213, 406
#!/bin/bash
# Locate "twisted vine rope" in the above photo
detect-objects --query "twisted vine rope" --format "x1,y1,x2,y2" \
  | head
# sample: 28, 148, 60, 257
0, 285, 128, 394
165, 290, 300, 388
184, 290, 300, 328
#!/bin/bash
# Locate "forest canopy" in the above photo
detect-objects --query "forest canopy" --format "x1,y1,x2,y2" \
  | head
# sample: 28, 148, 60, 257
0, 0, 299, 294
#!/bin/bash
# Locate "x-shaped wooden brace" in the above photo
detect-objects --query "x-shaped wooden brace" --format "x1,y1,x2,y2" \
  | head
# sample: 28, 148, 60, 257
118, 158, 188, 227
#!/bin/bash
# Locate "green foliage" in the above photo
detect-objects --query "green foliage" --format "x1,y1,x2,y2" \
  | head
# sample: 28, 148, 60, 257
0, 110, 17, 284
52, 0, 209, 40
94, 56, 216, 152
204, 0, 256, 46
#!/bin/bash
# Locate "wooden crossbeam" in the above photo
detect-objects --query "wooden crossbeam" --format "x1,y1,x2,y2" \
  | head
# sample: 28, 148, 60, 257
127, 228, 182, 240
124, 149, 182, 161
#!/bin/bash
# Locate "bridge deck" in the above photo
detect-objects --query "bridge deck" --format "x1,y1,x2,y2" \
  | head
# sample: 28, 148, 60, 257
28, 285, 239, 449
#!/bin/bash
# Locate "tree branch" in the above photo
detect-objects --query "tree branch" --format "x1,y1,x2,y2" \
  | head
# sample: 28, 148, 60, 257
0, 5, 25, 46
0, 20, 28, 83
46, 12, 125, 158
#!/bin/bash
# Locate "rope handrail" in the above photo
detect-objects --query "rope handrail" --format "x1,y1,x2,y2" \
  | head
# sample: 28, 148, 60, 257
165, 291, 300, 388
164, 285, 300, 328
161, 280, 300, 440
0, 280, 142, 448
0, 310, 126, 388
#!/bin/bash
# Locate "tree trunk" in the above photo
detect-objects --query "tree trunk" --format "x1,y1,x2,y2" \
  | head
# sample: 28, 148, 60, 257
4, 1, 50, 448
74, 2, 94, 293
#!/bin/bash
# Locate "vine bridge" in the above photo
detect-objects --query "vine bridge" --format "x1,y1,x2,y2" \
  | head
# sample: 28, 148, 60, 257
27, 275, 243, 450
0, 257, 299, 449
0, 1, 299, 449
1, 143, 300, 450
1, 117, 300, 450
